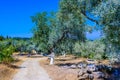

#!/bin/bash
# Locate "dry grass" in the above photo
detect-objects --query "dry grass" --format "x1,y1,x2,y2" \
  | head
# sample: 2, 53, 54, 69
40, 56, 80, 80
0, 64, 14, 80
0, 55, 23, 80
40, 55, 111, 80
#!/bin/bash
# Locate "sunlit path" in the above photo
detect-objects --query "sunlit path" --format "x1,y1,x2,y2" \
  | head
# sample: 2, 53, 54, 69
12, 58, 51, 80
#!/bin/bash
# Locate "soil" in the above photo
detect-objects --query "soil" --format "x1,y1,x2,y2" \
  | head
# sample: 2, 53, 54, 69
0, 59, 22, 80
40, 55, 82, 80
40, 55, 113, 80
12, 57, 51, 80
0, 53, 24, 80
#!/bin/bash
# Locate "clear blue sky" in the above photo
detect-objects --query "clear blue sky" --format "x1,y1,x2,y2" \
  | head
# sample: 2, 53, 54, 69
0, 0, 100, 39
0, 0, 59, 37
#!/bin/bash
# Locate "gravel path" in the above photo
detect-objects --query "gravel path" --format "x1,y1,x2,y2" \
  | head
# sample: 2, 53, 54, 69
12, 58, 51, 80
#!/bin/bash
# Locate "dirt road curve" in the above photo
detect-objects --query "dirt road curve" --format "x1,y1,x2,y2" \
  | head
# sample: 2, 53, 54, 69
12, 58, 51, 80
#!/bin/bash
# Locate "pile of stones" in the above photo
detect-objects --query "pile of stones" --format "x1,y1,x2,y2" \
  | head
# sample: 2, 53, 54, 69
78, 63, 105, 80
77, 59, 107, 80
60, 59, 120, 80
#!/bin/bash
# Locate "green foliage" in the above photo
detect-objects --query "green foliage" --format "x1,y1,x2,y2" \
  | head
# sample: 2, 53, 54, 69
0, 38, 37, 63
91, 0, 120, 62
72, 0, 120, 62
0, 40, 15, 63
12, 39, 37, 53
48, 0, 87, 54
0, 35, 4, 41
31, 12, 50, 52
29, 0, 119, 63
74, 40, 106, 60
58, 0, 86, 41
1, 45, 15, 63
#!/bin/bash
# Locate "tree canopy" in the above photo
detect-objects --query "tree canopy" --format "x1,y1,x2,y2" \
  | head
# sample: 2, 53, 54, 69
31, 0, 120, 62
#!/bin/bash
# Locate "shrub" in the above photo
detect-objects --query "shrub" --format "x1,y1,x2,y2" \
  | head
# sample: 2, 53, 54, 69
74, 40, 106, 60
0, 40, 15, 63
106, 45, 120, 63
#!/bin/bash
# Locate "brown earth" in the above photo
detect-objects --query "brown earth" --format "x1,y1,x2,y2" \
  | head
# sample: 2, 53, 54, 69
0, 53, 112, 80
0, 60, 23, 80
0, 53, 25, 80
40, 55, 111, 80
40, 55, 83, 80
12, 56, 51, 80
0, 64, 14, 80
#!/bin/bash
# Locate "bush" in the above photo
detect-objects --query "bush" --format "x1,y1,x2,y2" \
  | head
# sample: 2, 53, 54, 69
0, 41, 15, 63
106, 45, 120, 63
74, 40, 107, 60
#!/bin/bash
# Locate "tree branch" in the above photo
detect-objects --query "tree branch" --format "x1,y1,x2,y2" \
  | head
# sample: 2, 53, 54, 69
81, 10, 99, 24
49, 30, 69, 52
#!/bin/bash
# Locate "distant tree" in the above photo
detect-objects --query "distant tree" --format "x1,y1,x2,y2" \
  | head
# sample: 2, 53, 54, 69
0, 35, 4, 41
31, 12, 50, 52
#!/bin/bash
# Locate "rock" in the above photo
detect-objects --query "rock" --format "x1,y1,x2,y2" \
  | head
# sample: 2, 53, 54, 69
93, 79, 104, 80
92, 71, 105, 79
78, 77, 86, 80
78, 70, 84, 76
78, 69, 87, 76
96, 65, 104, 70
86, 59, 96, 64
70, 64, 77, 69
83, 63, 87, 68
83, 69, 87, 74
62, 65, 70, 69
89, 74, 94, 79
87, 64, 98, 72
77, 63, 84, 69
82, 73, 89, 79
77, 62, 109, 80
111, 68, 120, 78
77, 63, 87, 69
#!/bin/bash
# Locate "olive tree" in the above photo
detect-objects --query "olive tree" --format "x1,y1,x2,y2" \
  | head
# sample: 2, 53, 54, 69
72, 0, 120, 62
91, 0, 120, 62
31, 12, 50, 53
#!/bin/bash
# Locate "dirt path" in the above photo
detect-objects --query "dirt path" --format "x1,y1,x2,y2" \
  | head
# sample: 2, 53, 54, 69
12, 58, 51, 80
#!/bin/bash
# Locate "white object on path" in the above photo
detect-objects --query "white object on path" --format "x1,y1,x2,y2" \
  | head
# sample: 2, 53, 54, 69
50, 57, 54, 65
49, 52, 55, 65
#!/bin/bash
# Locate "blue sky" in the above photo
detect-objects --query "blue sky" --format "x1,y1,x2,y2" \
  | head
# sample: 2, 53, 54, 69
0, 0, 100, 39
0, 0, 59, 37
